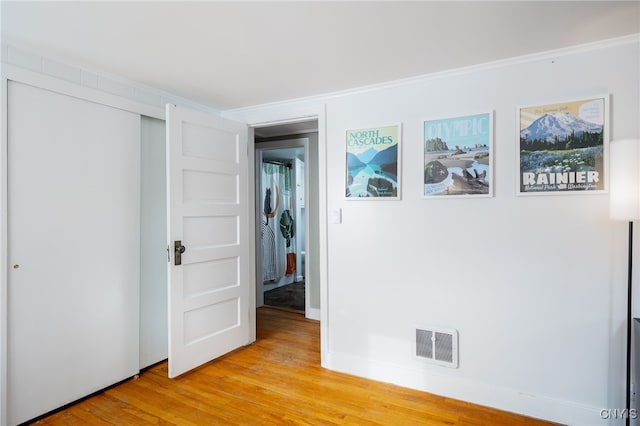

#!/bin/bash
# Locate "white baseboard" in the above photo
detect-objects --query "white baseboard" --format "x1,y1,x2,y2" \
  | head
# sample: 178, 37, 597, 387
306, 307, 320, 321
326, 351, 608, 426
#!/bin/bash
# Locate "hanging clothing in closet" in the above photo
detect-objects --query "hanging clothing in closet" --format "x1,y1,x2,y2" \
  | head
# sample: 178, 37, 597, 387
261, 161, 296, 283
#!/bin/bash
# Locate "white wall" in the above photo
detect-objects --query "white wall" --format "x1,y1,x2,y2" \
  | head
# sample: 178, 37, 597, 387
227, 36, 640, 425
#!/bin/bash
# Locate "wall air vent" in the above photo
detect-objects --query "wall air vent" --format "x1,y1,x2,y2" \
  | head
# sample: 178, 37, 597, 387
416, 327, 458, 368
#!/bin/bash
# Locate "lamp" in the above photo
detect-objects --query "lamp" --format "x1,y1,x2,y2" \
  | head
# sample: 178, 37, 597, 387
610, 138, 640, 425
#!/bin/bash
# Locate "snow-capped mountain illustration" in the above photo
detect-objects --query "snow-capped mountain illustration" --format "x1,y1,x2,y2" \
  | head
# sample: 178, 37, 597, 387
521, 112, 602, 143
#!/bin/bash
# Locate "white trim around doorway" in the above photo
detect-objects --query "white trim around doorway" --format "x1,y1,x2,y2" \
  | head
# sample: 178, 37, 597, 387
223, 103, 329, 369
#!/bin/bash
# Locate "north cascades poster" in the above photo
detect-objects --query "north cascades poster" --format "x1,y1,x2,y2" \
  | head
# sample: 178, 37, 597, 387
346, 125, 400, 198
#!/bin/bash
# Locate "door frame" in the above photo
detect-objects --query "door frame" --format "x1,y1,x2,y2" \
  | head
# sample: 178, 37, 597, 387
224, 105, 328, 368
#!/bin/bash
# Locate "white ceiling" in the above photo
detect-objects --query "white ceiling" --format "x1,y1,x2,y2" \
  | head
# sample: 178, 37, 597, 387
2, 1, 639, 111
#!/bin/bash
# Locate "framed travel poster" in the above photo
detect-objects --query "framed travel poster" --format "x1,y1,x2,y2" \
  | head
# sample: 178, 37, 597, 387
517, 96, 608, 195
423, 112, 493, 198
345, 124, 401, 199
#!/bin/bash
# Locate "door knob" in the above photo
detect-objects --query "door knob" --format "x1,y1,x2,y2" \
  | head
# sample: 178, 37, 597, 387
174, 240, 186, 265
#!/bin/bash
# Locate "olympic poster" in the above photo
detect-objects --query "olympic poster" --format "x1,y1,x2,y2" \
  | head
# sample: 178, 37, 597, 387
423, 112, 493, 198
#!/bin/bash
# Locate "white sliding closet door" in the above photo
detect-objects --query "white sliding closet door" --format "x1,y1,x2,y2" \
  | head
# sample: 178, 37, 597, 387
140, 116, 168, 369
7, 81, 141, 425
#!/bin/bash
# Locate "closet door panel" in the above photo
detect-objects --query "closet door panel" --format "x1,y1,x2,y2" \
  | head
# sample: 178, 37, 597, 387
140, 116, 168, 369
7, 81, 140, 425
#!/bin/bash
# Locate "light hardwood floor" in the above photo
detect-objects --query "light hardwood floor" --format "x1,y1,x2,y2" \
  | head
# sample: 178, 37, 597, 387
34, 307, 558, 425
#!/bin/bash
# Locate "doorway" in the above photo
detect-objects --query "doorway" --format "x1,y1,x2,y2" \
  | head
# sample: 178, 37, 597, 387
253, 120, 320, 320
259, 145, 305, 311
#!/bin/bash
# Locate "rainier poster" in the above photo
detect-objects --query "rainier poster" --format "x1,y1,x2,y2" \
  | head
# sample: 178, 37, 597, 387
346, 125, 400, 198
519, 97, 606, 194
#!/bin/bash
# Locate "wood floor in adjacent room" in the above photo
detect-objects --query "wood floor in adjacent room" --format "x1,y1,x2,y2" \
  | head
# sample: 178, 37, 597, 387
34, 307, 557, 426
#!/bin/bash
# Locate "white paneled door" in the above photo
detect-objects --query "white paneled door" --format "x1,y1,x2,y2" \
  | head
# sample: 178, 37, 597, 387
7, 81, 141, 425
166, 104, 253, 378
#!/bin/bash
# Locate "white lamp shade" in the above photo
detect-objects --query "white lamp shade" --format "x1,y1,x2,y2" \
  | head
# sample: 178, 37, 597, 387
610, 138, 640, 220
